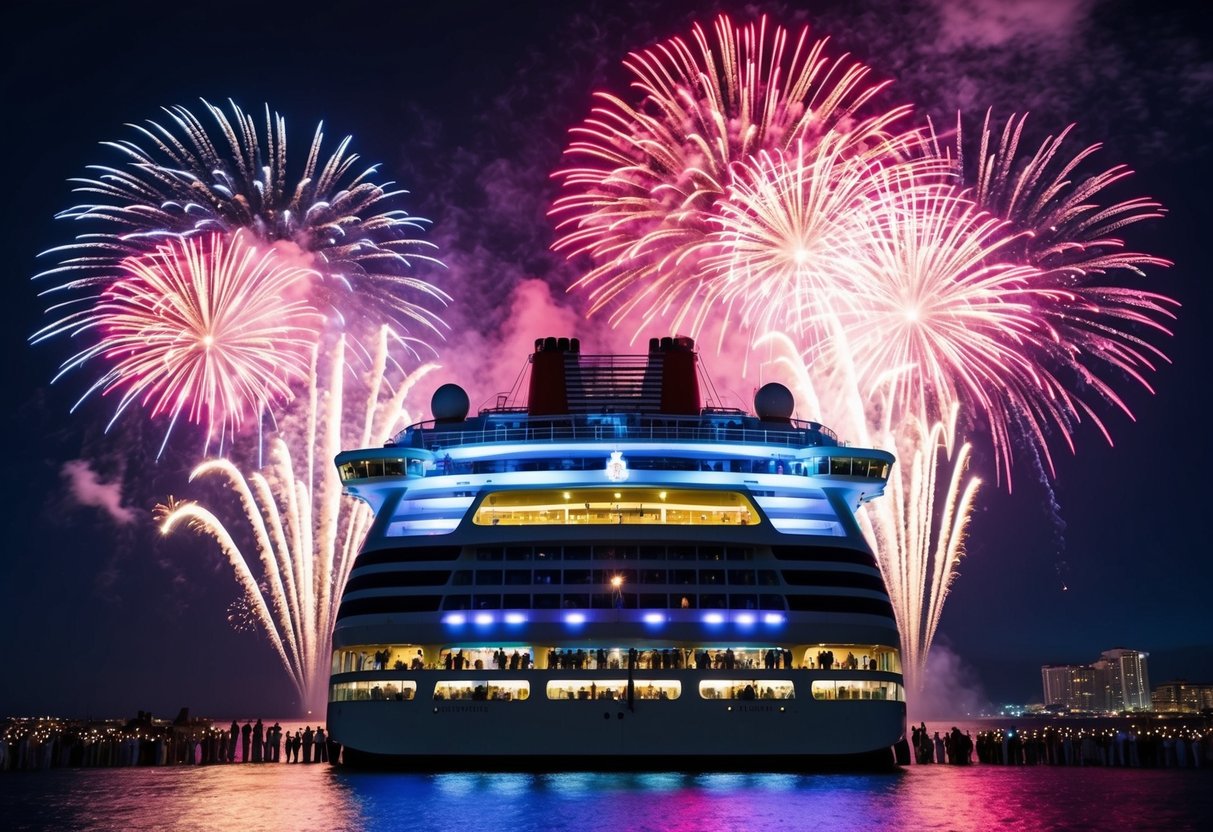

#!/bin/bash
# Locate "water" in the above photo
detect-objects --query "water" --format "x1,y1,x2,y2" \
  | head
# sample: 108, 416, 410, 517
3, 764, 1212, 831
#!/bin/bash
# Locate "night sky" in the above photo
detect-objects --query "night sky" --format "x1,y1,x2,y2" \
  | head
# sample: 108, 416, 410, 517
2, 0, 1209, 720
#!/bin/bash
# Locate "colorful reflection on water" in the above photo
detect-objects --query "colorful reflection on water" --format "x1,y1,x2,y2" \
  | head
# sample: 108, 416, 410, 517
3, 765, 1212, 832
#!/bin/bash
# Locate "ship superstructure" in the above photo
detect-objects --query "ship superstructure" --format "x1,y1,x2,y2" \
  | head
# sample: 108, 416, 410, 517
329, 336, 904, 768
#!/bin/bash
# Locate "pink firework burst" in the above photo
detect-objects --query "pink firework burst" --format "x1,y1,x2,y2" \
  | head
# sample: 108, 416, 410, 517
551, 13, 914, 336
36, 230, 325, 451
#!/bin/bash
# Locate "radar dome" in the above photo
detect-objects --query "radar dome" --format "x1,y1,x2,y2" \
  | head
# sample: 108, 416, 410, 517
431, 384, 470, 422
754, 382, 795, 421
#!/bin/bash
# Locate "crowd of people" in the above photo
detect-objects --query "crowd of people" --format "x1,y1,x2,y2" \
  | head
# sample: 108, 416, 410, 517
972, 724, 1212, 768
908, 723, 974, 764
0, 714, 341, 770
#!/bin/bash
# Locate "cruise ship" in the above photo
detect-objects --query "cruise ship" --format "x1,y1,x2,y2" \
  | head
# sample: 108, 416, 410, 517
329, 336, 904, 769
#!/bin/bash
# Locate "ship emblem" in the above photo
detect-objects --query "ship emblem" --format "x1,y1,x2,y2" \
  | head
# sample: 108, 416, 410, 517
605, 451, 629, 482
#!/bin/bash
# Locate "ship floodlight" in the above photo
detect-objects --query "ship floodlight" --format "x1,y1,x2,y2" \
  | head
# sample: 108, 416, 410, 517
505, 613, 527, 625
474, 613, 494, 626
565, 612, 586, 625
703, 612, 725, 625
610, 575, 623, 589
735, 613, 756, 626
763, 613, 785, 626
444, 613, 466, 626
643, 613, 665, 625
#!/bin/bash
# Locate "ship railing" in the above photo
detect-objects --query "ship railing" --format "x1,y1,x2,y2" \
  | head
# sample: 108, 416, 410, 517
391, 422, 839, 452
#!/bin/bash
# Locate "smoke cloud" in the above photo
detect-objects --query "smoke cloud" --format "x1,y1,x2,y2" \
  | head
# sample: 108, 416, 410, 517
61, 459, 137, 525
909, 642, 991, 722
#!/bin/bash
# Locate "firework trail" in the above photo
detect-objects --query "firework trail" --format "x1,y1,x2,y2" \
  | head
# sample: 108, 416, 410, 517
555, 17, 1176, 692
159, 328, 438, 708
551, 13, 913, 340
33, 98, 448, 447
33, 231, 324, 453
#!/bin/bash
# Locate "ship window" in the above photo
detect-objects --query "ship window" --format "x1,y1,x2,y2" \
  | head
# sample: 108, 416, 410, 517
594, 545, 638, 560
759, 594, 786, 610
592, 569, 637, 586
505, 546, 533, 561
639, 545, 667, 560
471, 488, 760, 527
331, 645, 426, 673
640, 570, 667, 584
676, 594, 697, 609
803, 646, 901, 673
811, 680, 904, 702
343, 570, 451, 592
452, 571, 473, 586
433, 681, 530, 701
475, 547, 504, 561
335, 595, 442, 619
444, 594, 471, 610
504, 570, 532, 585
564, 546, 591, 561
475, 570, 503, 586
502, 593, 532, 609
727, 570, 756, 586
668, 546, 695, 561
700, 569, 725, 585
769, 545, 877, 568
639, 593, 668, 608
534, 594, 561, 609
785, 596, 894, 617
701, 594, 727, 609
698, 546, 724, 561
564, 569, 593, 585
671, 570, 696, 585
757, 571, 780, 586
562, 593, 590, 609
729, 594, 758, 610
329, 680, 416, 702
698, 680, 795, 700
534, 569, 560, 585
726, 547, 755, 561
781, 570, 887, 591
546, 680, 681, 700
472, 594, 501, 609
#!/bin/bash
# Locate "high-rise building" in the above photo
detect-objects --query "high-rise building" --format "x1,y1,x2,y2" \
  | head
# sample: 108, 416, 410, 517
1040, 648, 1151, 712
1101, 648, 1151, 711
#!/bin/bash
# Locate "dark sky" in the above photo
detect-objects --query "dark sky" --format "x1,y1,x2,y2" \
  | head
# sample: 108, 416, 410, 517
2, 0, 1209, 719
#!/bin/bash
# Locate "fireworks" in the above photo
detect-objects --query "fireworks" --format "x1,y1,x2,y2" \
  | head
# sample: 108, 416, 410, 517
33, 99, 447, 449
551, 13, 912, 337
33, 231, 324, 451
41, 98, 447, 331
555, 17, 1176, 692
158, 329, 438, 708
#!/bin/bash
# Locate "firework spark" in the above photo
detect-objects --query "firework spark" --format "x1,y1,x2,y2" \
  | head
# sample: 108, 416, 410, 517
158, 328, 438, 708
34, 231, 324, 451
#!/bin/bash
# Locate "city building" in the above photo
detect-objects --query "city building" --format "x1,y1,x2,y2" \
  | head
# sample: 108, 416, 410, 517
1040, 648, 1151, 712
1151, 680, 1213, 713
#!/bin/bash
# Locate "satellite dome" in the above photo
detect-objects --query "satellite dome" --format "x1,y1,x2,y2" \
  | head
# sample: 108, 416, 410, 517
431, 384, 470, 422
754, 382, 795, 421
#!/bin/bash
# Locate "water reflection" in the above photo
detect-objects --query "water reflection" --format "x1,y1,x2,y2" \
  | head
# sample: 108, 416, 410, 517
3, 765, 1212, 831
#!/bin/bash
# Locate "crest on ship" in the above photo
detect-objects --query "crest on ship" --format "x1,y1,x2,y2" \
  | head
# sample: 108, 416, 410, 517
605, 451, 629, 482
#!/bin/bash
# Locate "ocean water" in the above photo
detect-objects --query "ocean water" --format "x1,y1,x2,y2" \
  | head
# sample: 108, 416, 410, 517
3, 764, 1212, 832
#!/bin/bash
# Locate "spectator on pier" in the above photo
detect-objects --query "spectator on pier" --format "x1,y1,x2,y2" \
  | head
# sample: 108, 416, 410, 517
302, 726, 315, 763
228, 720, 238, 762
315, 727, 328, 763
252, 719, 264, 762
270, 723, 282, 762
241, 721, 252, 763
